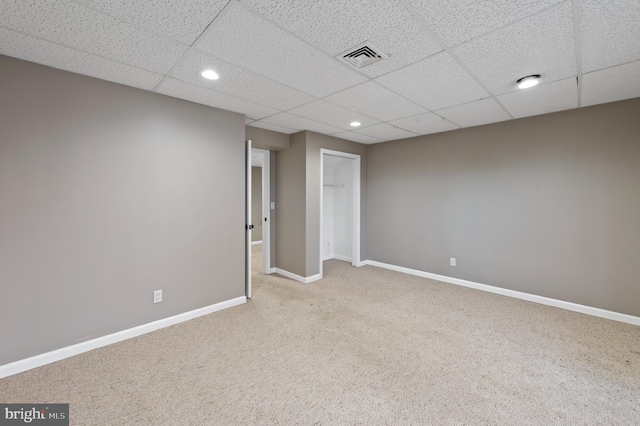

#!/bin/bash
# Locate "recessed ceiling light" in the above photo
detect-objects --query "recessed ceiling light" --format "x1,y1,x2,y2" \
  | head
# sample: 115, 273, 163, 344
517, 74, 541, 89
201, 69, 219, 80
350, 121, 361, 127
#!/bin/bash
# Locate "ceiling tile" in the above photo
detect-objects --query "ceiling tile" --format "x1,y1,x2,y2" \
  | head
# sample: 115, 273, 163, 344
375, 52, 487, 110
324, 81, 427, 121
436, 98, 512, 128
0, 27, 162, 90
331, 131, 385, 145
497, 78, 577, 118
156, 78, 278, 120
354, 123, 417, 141
239, 0, 441, 78
196, 2, 367, 97
75, 0, 229, 45
357, 36, 444, 79
239, 0, 440, 56
259, 113, 344, 135
582, 61, 640, 107
245, 117, 255, 124
389, 112, 459, 135
580, 0, 640, 73
287, 100, 380, 131
170, 49, 315, 111
452, 2, 576, 96
406, 0, 563, 47
249, 121, 298, 134
0, 0, 188, 74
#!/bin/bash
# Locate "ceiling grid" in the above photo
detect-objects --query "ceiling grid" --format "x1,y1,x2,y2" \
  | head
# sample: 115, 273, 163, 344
1, 0, 638, 143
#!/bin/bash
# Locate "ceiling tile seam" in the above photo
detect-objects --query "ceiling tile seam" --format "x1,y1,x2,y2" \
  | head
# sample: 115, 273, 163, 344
338, 132, 386, 142
571, 0, 583, 108
152, 0, 234, 92
353, 124, 420, 138
398, 0, 515, 120
583, 58, 640, 75
388, 109, 462, 130
156, 76, 288, 113
187, 47, 321, 100
0, 25, 167, 78
432, 96, 494, 113
427, 111, 464, 129
327, 130, 385, 142
443, 1, 572, 51
431, 96, 512, 127
235, 0, 373, 85
299, 97, 396, 124
283, 110, 380, 132
315, 78, 434, 120
359, 48, 445, 80
250, 122, 297, 132
178, 0, 333, 101
68, 0, 193, 46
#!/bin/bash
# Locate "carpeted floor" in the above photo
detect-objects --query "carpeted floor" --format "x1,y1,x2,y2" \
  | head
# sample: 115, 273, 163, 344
1, 245, 639, 424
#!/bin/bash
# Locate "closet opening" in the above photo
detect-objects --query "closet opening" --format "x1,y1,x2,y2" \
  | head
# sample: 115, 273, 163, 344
320, 149, 361, 278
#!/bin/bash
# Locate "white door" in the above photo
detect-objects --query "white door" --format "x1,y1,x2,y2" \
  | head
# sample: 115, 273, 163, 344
245, 139, 252, 299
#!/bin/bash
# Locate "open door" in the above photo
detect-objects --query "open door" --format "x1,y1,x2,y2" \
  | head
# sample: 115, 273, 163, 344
245, 139, 252, 299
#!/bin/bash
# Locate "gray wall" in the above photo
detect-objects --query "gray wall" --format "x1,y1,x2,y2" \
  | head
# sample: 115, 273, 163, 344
275, 132, 307, 276
305, 132, 367, 276
251, 167, 262, 242
246, 126, 290, 151
0, 55, 246, 365
366, 98, 640, 317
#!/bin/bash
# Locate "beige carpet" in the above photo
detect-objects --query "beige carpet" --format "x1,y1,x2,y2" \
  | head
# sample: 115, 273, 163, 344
1, 245, 639, 425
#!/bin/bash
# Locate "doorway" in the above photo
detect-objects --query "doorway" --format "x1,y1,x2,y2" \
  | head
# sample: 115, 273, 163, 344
246, 145, 271, 300
320, 149, 361, 278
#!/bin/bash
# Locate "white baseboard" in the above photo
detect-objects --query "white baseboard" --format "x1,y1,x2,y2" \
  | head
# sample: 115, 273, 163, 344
275, 268, 322, 284
0, 296, 247, 379
364, 260, 640, 327
306, 273, 322, 283
251, 240, 262, 246
322, 254, 352, 263
266, 267, 276, 274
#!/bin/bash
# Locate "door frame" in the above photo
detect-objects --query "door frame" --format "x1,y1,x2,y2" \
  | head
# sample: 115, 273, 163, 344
319, 149, 361, 279
245, 140, 252, 299
250, 148, 271, 274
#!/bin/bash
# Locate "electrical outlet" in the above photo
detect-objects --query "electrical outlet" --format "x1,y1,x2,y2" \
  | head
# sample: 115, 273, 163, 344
154, 290, 162, 304
271, 202, 275, 210
450, 258, 456, 267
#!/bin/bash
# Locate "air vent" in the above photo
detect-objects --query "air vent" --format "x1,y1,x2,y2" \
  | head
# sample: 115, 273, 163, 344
337, 42, 388, 69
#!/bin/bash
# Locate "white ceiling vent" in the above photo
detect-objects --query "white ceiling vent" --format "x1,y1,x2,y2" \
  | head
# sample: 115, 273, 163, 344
337, 42, 388, 69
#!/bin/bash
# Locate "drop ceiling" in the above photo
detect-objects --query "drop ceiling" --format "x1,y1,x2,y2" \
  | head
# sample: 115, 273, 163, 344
1, 0, 639, 144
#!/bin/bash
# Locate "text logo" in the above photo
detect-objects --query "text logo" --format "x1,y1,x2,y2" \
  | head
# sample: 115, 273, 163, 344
0, 404, 68, 425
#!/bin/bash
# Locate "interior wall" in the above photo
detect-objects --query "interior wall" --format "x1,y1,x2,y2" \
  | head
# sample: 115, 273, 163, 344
246, 125, 290, 151
366, 97, 640, 317
306, 132, 367, 277
0, 55, 246, 365
275, 132, 307, 277
251, 166, 262, 242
